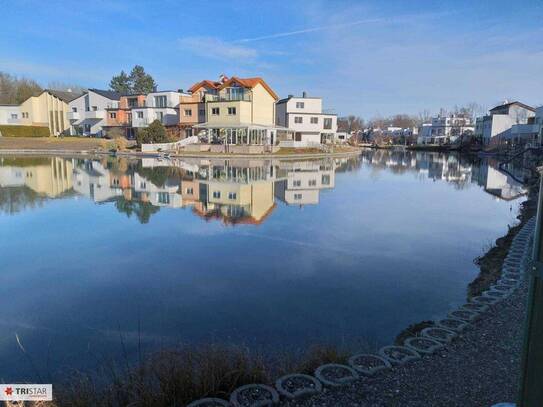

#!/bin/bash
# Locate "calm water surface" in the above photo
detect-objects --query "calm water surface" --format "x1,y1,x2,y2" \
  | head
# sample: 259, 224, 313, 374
0, 150, 526, 380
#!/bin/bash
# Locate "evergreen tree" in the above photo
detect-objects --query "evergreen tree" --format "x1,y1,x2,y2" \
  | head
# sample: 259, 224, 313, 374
109, 70, 132, 94
129, 65, 156, 94
136, 120, 170, 145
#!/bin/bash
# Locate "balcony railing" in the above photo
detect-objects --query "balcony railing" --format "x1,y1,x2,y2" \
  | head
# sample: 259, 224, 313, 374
205, 94, 252, 102
67, 111, 80, 120
85, 110, 106, 119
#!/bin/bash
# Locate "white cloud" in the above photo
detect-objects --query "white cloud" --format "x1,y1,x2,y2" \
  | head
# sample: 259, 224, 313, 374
177, 36, 258, 61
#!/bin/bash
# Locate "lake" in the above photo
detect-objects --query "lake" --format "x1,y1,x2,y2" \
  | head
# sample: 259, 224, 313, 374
0, 150, 525, 381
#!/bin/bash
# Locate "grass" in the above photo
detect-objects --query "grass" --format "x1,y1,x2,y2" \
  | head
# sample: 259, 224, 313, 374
14, 343, 352, 406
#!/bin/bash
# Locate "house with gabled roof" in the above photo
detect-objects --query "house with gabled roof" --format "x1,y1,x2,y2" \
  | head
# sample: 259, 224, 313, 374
475, 101, 536, 145
13, 89, 82, 135
68, 89, 120, 136
193, 75, 286, 152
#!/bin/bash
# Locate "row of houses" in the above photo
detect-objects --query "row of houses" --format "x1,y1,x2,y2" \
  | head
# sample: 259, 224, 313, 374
0, 75, 341, 149
416, 101, 543, 146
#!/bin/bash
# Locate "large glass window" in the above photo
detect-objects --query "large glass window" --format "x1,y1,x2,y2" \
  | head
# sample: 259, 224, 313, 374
323, 118, 332, 129
154, 95, 167, 108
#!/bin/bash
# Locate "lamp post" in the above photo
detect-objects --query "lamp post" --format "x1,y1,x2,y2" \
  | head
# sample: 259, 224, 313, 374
518, 168, 543, 406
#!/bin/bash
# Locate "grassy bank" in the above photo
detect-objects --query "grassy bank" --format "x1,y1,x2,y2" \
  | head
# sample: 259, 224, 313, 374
38, 344, 350, 406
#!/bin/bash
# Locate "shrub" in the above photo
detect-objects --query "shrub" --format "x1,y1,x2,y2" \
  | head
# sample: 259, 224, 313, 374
105, 127, 126, 139
136, 120, 171, 145
0, 125, 50, 137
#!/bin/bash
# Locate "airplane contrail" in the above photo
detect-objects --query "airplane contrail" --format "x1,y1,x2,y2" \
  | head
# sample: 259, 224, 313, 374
234, 18, 384, 43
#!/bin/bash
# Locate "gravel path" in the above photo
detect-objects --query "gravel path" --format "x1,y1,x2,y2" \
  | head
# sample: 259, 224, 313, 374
283, 280, 528, 407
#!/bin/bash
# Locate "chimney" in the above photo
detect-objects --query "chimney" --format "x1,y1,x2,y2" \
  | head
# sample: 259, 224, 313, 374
302, 91, 307, 98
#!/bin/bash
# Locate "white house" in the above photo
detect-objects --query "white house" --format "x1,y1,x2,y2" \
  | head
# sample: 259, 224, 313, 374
474, 101, 535, 145
131, 91, 181, 128
275, 93, 337, 147
0, 105, 21, 125
68, 89, 120, 136
417, 115, 473, 145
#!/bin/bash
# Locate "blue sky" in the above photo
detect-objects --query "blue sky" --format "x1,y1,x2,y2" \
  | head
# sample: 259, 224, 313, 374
1, 0, 542, 118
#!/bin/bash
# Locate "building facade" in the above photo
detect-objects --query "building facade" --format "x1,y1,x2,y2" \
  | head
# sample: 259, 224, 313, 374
474, 101, 536, 145
275, 93, 337, 147
68, 89, 120, 137
131, 91, 182, 128
417, 115, 473, 145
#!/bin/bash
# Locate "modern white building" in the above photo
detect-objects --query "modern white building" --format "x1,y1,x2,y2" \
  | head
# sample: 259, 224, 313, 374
417, 115, 473, 145
68, 89, 120, 136
275, 93, 337, 147
131, 91, 181, 128
474, 101, 535, 145
0, 105, 21, 125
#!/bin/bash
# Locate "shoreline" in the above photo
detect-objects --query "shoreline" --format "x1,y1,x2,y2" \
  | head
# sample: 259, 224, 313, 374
0, 148, 362, 161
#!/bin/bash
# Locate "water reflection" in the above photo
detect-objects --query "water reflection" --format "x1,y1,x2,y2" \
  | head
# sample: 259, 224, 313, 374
0, 151, 527, 221
0, 149, 527, 381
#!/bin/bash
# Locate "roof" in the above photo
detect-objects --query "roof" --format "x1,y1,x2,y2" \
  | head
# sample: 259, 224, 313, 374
489, 101, 535, 113
219, 77, 278, 100
276, 95, 322, 104
46, 89, 83, 103
89, 89, 121, 100
189, 80, 222, 93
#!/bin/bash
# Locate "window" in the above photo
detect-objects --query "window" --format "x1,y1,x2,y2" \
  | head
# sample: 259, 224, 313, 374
228, 192, 237, 200
137, 111, 144, 119
127, 98, 138, 107
158, 192, 170, 204
184, 109, 192, 116
155, 95, 167, 108
310, 117, 318, 124
92, 106, 98, 111
21, 112, 29, 118
294, 193, 302, 200
323, 118, 332, 129
293, 180, 301, 187
213, 191, 221, 198
294, 116, 303, 124
157, 112, 164, 121
211, 107, 220, 115
322, 175, 330, 185
199, 109, 205, 116
308, 179, 317, 186
110, 112, 116, 119
140, 182, 146, 189
228, 107, 236, 115
296, 102, 304, 108
72, 107, 77, 112
10, 113, 17, 119
84, 124, 91, 132
186, 187, 194, 195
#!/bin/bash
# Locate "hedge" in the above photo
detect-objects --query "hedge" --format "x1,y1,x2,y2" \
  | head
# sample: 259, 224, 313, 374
0, 125, 50, 137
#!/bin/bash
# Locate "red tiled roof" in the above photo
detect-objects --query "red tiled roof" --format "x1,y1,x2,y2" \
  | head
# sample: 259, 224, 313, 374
219, 76, 278, 100
188, 80, 222, 93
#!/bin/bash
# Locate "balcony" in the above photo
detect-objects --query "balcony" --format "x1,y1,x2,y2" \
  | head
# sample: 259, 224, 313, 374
205, 94, 252, 102
67, 111, 80, 121
85, 110, 106, 119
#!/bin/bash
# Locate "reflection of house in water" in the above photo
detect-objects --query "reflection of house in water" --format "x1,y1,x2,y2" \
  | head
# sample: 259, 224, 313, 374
73, 161, 123, 202
483, 166, 527, 200
0, 157, 73, 197
134, 173, 182, 208
274, 159, 335, 205
195, 161, 278, 225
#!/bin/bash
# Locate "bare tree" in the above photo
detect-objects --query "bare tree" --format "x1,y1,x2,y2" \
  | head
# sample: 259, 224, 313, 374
0, 72, 42, 104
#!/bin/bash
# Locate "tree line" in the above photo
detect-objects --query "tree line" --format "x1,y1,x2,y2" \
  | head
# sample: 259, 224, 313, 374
337, 103, 486, 134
